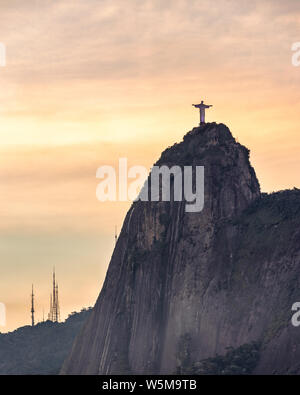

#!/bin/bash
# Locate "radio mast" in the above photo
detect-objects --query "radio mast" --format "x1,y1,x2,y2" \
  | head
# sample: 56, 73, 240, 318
31, 284, 35, 327
48, 268, 60, 322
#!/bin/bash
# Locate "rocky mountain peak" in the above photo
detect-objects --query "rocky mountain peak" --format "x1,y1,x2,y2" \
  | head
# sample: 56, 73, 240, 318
62, 123, 300, 375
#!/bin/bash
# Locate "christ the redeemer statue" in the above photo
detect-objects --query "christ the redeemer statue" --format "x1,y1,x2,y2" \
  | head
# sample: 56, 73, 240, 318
193, 101, 213, 125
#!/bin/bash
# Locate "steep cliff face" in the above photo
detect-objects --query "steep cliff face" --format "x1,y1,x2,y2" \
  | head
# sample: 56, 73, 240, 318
62, 123, 300, 375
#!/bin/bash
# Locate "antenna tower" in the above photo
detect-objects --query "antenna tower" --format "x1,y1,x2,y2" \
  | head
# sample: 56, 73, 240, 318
48, 268, 60, 322
31, 284, 35, 327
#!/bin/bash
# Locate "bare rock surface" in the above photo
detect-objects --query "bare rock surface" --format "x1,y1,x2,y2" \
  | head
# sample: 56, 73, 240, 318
62, 123, 300, 374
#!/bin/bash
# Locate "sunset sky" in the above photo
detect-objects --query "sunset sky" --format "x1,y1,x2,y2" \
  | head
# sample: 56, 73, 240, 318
0, 0, 300, 332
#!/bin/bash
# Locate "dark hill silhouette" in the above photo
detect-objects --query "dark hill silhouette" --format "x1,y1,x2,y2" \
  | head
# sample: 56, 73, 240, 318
0, 308, 92, 375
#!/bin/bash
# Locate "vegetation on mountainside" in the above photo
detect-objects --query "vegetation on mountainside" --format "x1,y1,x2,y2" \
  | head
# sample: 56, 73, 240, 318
0, 308, 92, 375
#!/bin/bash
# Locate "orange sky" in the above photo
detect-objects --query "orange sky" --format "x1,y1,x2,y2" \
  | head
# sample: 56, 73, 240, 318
0, 0, 300, 332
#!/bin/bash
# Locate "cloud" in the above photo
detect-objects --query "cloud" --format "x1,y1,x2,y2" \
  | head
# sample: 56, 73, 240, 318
0, 0, 297, 85
1, 0, 300, 332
